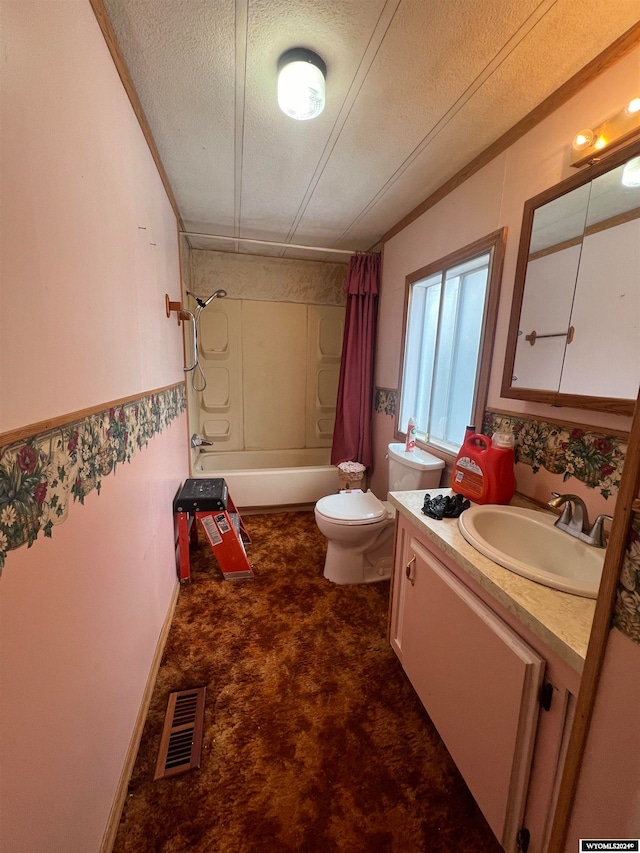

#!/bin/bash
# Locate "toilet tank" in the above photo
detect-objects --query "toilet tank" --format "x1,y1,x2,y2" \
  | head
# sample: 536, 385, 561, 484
388, 443, 445, 492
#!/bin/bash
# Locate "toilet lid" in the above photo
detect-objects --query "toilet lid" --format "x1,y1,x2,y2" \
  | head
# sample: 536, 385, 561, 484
316, 490, 387, 524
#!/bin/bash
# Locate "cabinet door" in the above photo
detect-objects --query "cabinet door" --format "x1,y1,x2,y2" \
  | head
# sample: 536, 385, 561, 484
398, 536, 544, 853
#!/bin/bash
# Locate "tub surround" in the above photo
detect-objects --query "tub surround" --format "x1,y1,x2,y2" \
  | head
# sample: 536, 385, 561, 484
185, 250, 347, 468
388, 488, 595, 674
191, 249, 347, 307
191, 297, 344, 453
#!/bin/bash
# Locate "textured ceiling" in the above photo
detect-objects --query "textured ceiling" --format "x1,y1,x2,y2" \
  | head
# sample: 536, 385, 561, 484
102, 0, 640, 263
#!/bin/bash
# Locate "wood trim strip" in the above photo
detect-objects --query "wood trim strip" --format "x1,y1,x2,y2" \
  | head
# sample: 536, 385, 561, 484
528, 206, 640, 261
473, 230, 506, 441
485, 406, 631, 440
547, 389, 640, 852
528, 234, 583, 262
99, 580, 180, 853
0, 381, 186, 448
585, 204, 640, 237
500, 387, 636, 417
394, 229, 506, 444
88, 0, 183, 228
381, 21, 640, 244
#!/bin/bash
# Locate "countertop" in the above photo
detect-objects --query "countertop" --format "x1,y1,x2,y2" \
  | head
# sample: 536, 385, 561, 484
388, 488, 596, 675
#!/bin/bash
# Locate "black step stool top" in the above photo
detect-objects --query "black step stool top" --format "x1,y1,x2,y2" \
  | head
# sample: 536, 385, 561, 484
174, 478, 228, 513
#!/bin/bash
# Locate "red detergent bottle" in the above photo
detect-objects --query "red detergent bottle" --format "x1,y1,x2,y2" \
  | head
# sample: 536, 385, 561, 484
452, 430, 516, 505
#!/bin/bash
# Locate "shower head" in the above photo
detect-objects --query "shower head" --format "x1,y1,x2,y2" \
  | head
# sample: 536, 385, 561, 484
186, 289, 227, 309
203, 289, 227, 306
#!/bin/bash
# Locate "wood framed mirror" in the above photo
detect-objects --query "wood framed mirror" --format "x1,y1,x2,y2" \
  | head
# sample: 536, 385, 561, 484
501, 138, 640, 416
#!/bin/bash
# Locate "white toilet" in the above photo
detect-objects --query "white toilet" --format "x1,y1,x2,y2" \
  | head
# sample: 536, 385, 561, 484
315, 443, 445, 584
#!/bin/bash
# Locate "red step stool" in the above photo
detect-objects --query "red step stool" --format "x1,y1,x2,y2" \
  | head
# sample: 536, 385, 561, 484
173, 478, 253, 582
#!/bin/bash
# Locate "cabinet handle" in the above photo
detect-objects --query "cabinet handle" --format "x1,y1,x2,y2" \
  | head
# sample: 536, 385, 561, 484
405, 555, 416, 586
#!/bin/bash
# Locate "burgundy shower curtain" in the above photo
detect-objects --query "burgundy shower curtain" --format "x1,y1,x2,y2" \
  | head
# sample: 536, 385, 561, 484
331, 252, 380, 471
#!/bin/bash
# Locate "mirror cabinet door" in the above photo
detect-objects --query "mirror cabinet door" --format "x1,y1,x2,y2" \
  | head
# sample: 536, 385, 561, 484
559, 160, 640, 399
502, 140, 640, 415
512, 185, 590, 392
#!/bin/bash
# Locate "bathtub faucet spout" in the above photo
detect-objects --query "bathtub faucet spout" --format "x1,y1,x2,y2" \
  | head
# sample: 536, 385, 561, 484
191, 433, 213, 448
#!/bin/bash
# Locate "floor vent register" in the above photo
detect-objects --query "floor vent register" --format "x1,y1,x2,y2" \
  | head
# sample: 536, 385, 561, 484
153, 687, 206, 780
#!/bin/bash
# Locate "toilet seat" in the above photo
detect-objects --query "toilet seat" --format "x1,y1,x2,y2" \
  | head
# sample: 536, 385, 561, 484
315, 490, 389, 526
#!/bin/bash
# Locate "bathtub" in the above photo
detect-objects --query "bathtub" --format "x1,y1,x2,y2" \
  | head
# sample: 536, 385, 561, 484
191, 448, 338, 508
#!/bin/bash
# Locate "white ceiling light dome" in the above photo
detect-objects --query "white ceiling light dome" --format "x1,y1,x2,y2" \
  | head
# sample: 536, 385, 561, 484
277, 48, 326, 121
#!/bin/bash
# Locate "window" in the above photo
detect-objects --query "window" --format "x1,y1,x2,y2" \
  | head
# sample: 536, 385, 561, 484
397, 230, 505, 455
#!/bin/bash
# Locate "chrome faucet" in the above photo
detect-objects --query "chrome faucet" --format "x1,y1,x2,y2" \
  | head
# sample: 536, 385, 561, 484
190, 433, 213, 449
547, 492, 612, 548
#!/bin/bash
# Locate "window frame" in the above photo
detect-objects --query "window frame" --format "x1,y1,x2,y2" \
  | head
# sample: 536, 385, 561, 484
395, 229, 506, 460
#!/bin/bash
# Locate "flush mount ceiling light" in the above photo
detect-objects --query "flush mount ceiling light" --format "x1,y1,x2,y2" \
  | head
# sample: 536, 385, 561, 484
277, 48, 326, 121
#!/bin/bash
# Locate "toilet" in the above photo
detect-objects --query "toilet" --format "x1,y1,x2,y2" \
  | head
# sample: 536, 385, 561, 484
315, 443, 445, 584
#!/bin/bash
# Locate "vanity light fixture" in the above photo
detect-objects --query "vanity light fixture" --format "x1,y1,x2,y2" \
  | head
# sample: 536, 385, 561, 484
570, 95, 640, 167
277, 48, 326, 121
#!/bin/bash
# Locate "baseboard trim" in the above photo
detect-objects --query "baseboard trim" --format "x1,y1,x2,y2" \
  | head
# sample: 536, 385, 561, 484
99, 579, 180, 853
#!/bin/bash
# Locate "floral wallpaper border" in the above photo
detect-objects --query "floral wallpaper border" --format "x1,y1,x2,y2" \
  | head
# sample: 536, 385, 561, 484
483, 411, 626, 499
0, 385, 186, 571
373, 393, 626, 499
374, 394, 638, 643
485, 412, 637, 644
614, 515, 640, 646
374, 388, 397, 417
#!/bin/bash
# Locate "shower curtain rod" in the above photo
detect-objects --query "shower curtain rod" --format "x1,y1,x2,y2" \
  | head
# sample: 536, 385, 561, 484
179, 230, 356, 256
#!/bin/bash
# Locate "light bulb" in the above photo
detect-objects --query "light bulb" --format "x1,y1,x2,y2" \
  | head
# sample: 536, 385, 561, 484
277, 49, 326, 121
572, 129, 594, 151
625, 97, 640, 116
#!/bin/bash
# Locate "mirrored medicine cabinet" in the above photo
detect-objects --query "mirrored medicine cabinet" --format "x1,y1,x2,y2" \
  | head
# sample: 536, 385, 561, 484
501, 138, 640, 416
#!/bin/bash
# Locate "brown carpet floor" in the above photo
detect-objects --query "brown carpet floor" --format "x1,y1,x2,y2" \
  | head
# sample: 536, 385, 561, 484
113, 510, 503, 853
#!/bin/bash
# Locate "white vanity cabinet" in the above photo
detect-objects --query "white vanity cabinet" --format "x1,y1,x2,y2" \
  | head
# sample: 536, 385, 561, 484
390, 513, 580, 853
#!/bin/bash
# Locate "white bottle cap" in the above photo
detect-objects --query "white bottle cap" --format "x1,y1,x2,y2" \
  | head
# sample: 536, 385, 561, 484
492, 431, 514, 449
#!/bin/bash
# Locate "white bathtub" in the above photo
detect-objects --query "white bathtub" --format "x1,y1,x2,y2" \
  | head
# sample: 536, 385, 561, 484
191, 448, 338, 508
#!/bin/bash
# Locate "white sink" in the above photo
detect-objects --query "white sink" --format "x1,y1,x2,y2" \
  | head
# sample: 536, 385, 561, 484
457, 504, 605, 598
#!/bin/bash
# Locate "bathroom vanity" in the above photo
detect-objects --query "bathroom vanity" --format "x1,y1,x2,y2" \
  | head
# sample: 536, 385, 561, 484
388, 489, 595, 853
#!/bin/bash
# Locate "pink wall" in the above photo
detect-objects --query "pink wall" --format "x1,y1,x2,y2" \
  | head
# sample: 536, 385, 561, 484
0, 3, 188, 852
371, 48, 639, 500
1, 1, 185, 432
567, 628, 640, 843
0, 419, 185, 853
373, 43, 640, 848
